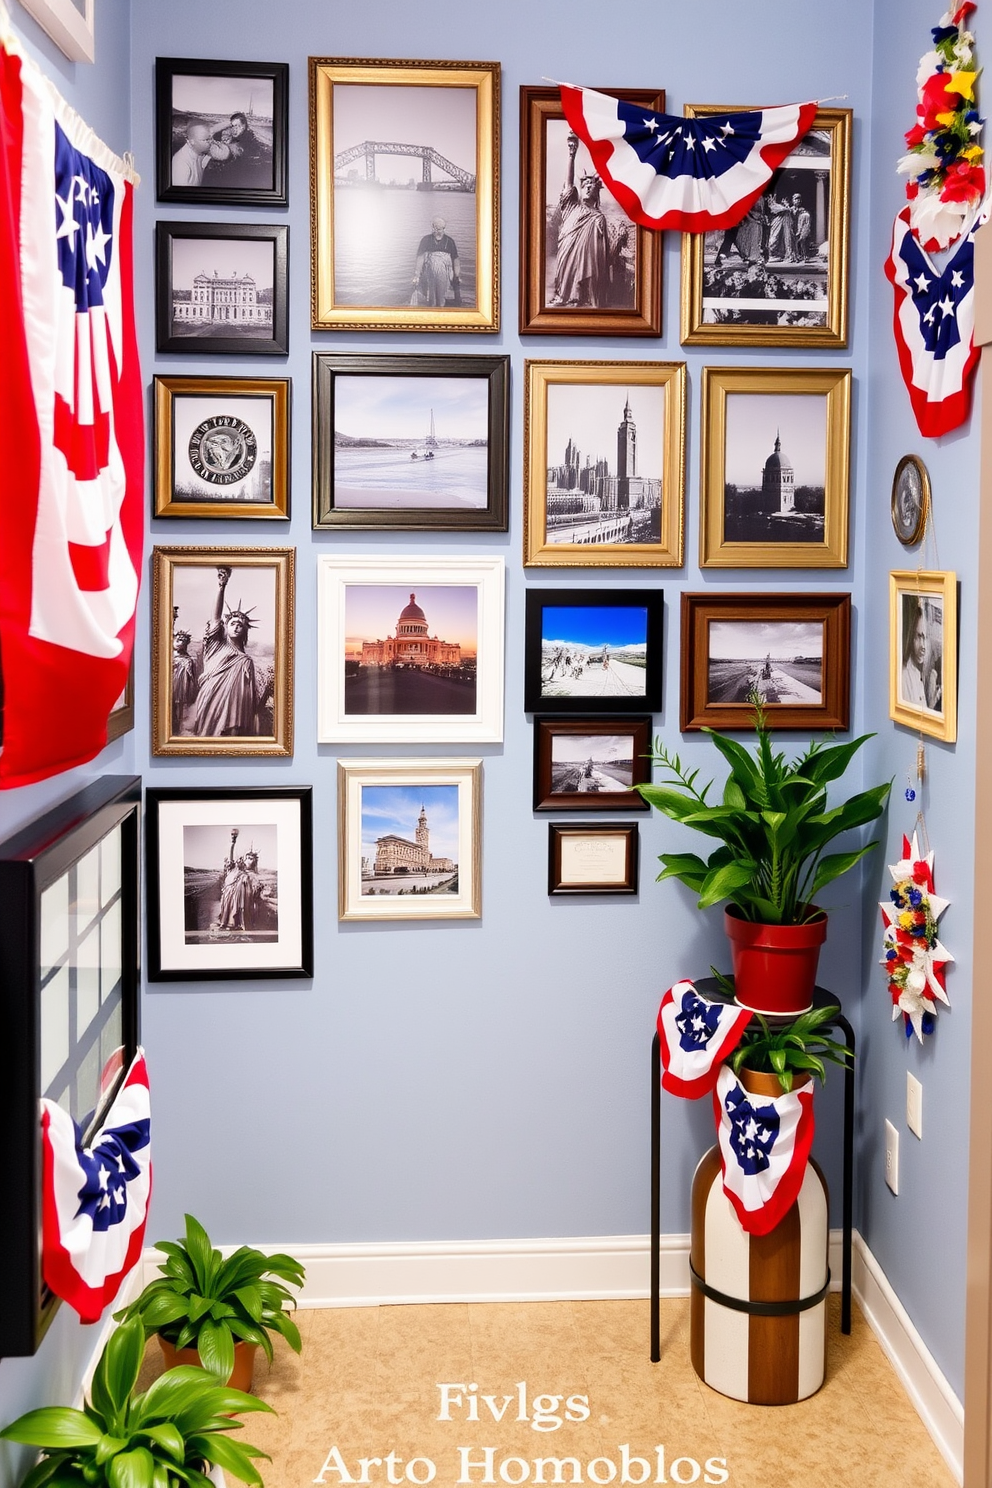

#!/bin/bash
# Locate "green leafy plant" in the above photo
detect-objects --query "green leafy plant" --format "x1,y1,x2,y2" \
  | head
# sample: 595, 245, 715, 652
636, 708, 891, 924
116, 1214, 304, 1383
0, 1314, 273, 1488
727, 1003, 854, 1093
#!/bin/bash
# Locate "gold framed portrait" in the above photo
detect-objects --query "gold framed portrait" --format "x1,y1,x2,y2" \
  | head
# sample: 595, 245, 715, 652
889, 570, 957, 743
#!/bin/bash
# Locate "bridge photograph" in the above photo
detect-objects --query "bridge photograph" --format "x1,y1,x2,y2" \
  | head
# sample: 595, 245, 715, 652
332, 82, 478, 309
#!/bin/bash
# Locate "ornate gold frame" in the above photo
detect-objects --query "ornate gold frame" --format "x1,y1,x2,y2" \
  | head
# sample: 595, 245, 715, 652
889, 569, 957, 743
154, 376, 291, 520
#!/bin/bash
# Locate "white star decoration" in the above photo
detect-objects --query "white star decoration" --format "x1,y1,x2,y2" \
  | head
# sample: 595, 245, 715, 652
642, 116, 659, 134
914, 271, 931, 292
879, 831, 953, 1042
85, 219, 111, 273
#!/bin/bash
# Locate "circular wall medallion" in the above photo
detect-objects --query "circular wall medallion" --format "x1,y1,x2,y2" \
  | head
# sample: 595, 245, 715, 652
188, 416, 257, 486
891, 454, 930, 546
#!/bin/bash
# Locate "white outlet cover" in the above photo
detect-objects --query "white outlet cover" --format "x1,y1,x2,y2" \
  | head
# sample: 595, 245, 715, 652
885, 1118, 899, 1194
907, 1072, 923, 1139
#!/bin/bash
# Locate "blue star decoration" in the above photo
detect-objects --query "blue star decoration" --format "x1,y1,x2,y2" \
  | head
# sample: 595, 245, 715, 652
724, 1084, 780, 1176
73, 1118, 150, 1233
675, 990, 724, 1052
615, 100, 763, 181
898, 224, 975, 361
54, 122, 114, 313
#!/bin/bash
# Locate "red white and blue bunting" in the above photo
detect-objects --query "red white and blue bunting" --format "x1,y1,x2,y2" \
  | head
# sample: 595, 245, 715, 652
657, 980, 752, 1099
713, 1063, 816, 1237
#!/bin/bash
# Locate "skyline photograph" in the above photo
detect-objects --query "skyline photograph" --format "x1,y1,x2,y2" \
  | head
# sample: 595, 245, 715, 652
546, 384, 664, 477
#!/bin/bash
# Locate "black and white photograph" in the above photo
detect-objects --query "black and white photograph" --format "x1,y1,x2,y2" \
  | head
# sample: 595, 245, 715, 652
156, 223, 289, 355
889, 571, 956, 742
543, 117, 638, 312
681, 108, 851, 348
898, 592, 944, 715
182, 822, 279, 944
524, 590, 663, 714
533, 716, 652, 812
707, 620, 824, 706
156, 58, 288, 205
152, 547, 295, 757
145, 786, 313, 981
154, 376, 290, 520
310, 59, 498, 332
891, 454, 931, 546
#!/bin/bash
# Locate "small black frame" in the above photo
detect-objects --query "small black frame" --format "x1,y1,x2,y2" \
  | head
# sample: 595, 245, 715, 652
524, 588, 664, 714
0, 775, 141, 1358
156, 57, 289, 207
156, 221, 290, 356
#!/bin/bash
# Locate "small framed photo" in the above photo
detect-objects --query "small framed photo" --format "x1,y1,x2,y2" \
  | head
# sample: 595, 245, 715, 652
317, 555, 504, 744
156, 58, 289, 206
312, 353, 508, 531
890, 570, 957, 742
310, 57, 499, 333
700, 365, 851, 568
681, 106, 851, 348
548, 822, 639, 896
107, 662, 135, 742
156, 222, 289, 355
151, 546, 295, 757
338, 759, 482, 921
533, 717, 652, 813
680, 591, 851, 731
891, 454, 931, 546
518, 86, 664, 337
154, 376, 291, 520
524, 589, 663, 715
145, 787, 313, 981
524, 360, 686, 568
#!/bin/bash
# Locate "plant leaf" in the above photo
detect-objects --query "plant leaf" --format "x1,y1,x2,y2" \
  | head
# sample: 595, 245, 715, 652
0, 1410, 104, 1449
697, 859, 757, 909
195, 1318, 235, 1382
108, 1445, 156, 1488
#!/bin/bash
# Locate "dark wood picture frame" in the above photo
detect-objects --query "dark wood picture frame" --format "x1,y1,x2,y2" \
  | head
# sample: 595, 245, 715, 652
146, 786, 313, 982
155, 222, 289, 356
533, 716, 652, 812
548, 822, 639, 895
154, 375, 291, 520
106, 660, 134, 742
519, 86, 664, 337
156, 57, 289, 207
680, 591, 851, 731
524, 588, 664, 715
0, 775, 140, 1357
312, 353, 509, 531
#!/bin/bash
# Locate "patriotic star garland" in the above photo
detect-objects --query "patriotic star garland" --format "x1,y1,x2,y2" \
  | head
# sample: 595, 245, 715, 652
898, 2, 985, 251
880, 832, 953, 1041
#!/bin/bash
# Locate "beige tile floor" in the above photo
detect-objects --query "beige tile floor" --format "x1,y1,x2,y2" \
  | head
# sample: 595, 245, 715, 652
139, 1297, 957, 1488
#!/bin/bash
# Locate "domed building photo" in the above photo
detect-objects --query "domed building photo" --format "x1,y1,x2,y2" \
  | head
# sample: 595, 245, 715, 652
721, 392, 827, 544
343, 583, 478, 715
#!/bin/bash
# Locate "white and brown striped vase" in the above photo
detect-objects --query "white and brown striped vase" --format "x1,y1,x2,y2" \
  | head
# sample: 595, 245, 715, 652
689, 1068, 829, 1405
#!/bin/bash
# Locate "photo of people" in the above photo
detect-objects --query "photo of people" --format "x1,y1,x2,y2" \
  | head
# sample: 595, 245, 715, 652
169, 563, 278, 739
899, 593, 944, 716
182, 822, 279, 944
543, 118, 637, 311
167, 71, 275, 192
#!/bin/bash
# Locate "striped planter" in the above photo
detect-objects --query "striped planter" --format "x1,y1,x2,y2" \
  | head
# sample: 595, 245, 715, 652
689, 1128, 829, 1405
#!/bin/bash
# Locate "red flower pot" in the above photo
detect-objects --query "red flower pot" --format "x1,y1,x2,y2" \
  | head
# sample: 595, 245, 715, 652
724, 905, 827, 1016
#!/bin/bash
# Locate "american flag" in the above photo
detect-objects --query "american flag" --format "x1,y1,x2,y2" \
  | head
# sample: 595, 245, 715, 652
0, 38, 143, 787
712, 1064, 815, 1236
657, 981, 752, 1099
559, 86, 818, 233
885, 204, 980, 438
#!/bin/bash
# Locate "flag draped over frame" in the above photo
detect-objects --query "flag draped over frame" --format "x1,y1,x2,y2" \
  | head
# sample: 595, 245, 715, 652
712, 1063, 815, 1236
0, 32, 143, 788
41, 1050, 151, 1324
884, 202, 980, 438
559, 86, 818, 233
657, 980, 753, 1099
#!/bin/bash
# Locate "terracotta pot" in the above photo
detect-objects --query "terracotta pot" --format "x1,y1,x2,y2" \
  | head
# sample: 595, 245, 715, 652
157, 1334, 258, 1393
724, 904, 827, 1016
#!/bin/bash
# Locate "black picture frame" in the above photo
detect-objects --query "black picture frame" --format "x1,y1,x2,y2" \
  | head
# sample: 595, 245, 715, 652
548, 822, 639, 895
156, 222, 289, 356
312, 353, 509, 531
533, 716, 652, 812
0, 775, 141, 1358
524, 588, 664, 714
156, 57, 289, 207
145, 786, 314, 981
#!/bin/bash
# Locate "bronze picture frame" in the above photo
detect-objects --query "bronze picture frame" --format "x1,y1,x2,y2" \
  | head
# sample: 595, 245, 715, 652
309, 57, 499, 333
680, 106, 851, 349
152, 546, 295, 757
154, 376, 291, 520
533, 716, 652, 813
680, 591, 851, 731
518, 85, 664, 337
548, 822, 639, 896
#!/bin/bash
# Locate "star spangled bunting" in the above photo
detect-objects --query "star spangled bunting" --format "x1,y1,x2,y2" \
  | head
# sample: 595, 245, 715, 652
40, 1050, 151, 1323
885, 203, 979, 437
559, 86, 818, 233
713, 1064, 815, 1236
657, 980, 752, 1098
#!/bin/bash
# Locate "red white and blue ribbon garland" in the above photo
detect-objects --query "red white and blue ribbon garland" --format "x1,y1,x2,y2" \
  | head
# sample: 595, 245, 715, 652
41, 1049, 151, 1323
657, 980, 752, 1098
880, 832, 953, 1041
712, 1063, 816, 1237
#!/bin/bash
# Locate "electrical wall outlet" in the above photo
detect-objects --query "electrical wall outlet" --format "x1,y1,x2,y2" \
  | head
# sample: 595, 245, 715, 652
885, 1118, 899, 1194
907, 1072, 923, 1139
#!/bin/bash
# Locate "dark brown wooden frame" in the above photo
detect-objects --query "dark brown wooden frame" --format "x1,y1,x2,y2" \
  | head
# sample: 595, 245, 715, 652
106, 660, 134, 741
519, 86, 664, 337
548, 822, 639, 895
534, 716, 652, 812
680, 591, 851, 731
154, 375, 291, 520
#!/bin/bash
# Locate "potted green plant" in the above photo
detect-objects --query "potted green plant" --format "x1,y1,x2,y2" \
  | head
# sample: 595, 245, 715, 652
726, 1001, 854, 1093
637, 709, 891, 1014
0, 1314, 273, 1487
116, 1214, 304, 1391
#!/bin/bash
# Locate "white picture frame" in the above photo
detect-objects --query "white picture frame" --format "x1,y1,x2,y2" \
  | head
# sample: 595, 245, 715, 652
317, 554, 504, 743
19, 0, 95, 62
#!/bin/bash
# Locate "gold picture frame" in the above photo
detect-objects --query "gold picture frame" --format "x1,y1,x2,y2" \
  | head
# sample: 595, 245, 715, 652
523, 360, 686, 568
154, 376, 291, 520
700, 365, 851, 569
338, 758, 482, 921
680, 106, 851, 349
309, 57, 499, 333
890, 570, 957, 743
151, 546, 295, 757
